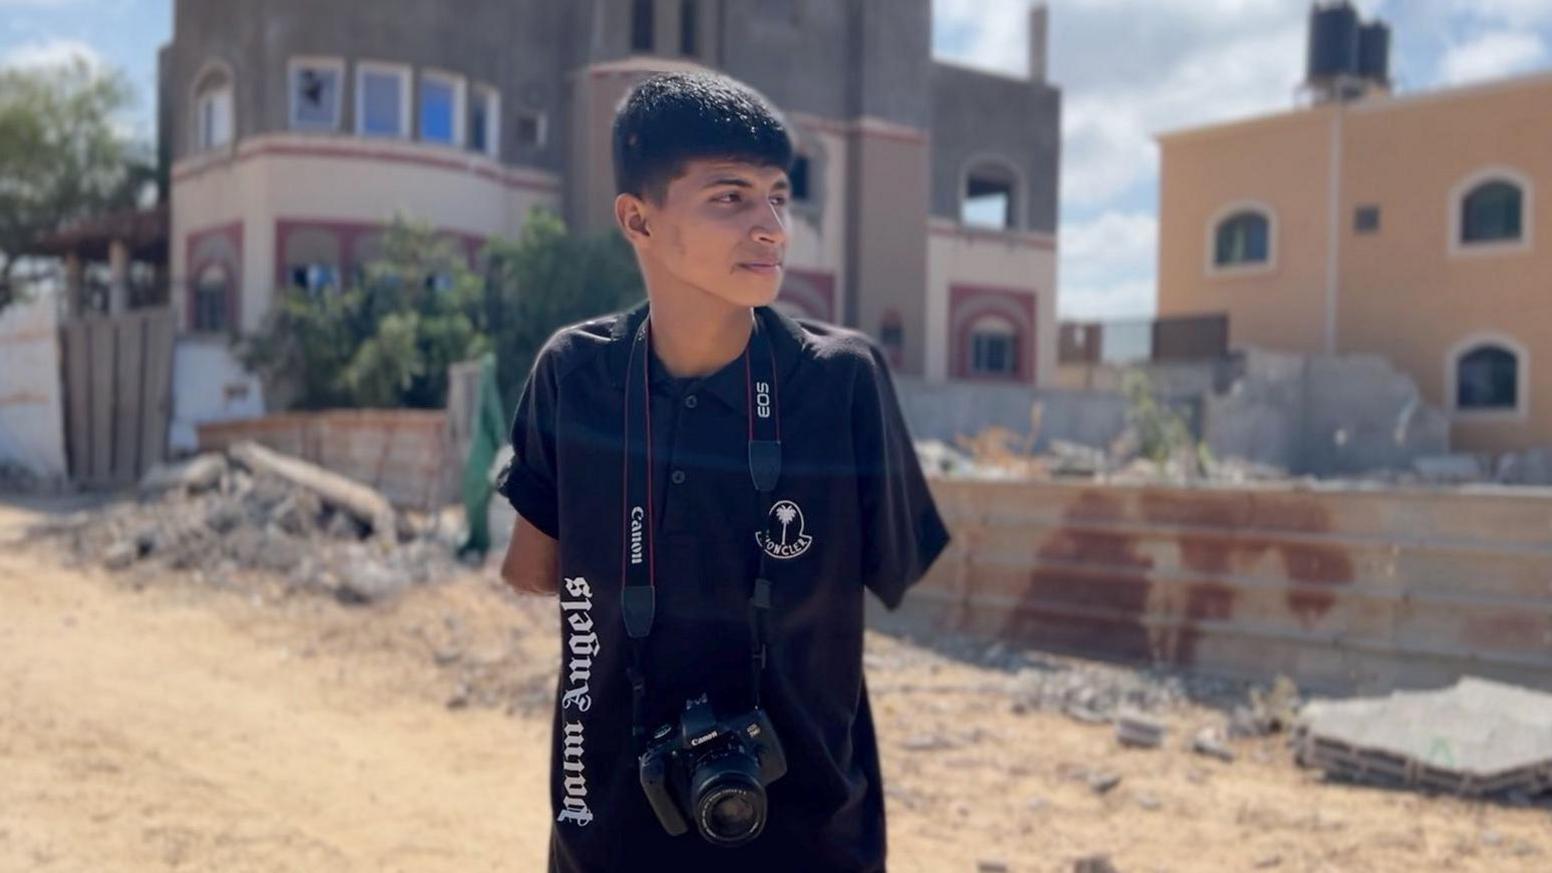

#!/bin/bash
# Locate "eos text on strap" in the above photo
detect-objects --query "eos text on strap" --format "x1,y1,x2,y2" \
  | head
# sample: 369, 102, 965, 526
618, 307, 789, 848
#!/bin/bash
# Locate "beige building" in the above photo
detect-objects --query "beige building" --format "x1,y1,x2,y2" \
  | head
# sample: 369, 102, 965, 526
1158, 54, 1552, 453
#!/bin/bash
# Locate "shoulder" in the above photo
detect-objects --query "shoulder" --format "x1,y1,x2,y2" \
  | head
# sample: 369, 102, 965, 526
530, 309, 623, 384
787, 317, 891, 388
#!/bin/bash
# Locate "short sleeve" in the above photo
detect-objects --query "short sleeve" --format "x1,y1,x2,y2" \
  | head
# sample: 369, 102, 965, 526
494, 342, 561, 539
852, 339, 952, 610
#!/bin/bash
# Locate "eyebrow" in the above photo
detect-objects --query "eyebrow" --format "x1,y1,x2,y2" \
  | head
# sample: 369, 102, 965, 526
701, 176, 791, 192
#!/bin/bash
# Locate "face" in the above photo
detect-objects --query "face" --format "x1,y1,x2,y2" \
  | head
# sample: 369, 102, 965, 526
617, 158, 791, 308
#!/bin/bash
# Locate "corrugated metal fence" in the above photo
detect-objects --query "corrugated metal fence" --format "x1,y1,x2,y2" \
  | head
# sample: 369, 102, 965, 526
59, 308, 176, 488
908, 477, 1552, 694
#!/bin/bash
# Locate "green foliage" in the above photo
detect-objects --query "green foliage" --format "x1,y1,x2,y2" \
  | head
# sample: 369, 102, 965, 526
243, 208, 643, 411
1121, 368, 1197, 464
0, 56, 149, 309
478, 207, 642, 405
242, 216, 488, 410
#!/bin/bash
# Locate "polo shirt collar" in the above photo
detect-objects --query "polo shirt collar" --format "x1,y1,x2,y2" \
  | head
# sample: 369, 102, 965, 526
605, 297, 808, 411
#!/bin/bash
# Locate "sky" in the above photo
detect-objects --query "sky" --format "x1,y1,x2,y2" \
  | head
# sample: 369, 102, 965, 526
5, 0, 1552, 321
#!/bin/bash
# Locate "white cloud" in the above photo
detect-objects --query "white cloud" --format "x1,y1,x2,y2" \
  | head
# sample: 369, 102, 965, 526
1439, 30, 1548, 85
1056, 211, 1158, 319
1453, 0, 1552, 28
2, 37, 104, 71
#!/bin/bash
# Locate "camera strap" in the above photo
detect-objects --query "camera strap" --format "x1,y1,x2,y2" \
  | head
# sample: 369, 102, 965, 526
619, 305, 782, 755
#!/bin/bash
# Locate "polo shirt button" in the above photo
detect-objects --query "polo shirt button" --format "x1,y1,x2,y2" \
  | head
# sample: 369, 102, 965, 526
684, 394, 698, 409
671, 469, 686, 485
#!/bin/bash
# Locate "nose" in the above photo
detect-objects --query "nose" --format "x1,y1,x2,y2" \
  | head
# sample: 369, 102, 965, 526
750, 200, 787, 249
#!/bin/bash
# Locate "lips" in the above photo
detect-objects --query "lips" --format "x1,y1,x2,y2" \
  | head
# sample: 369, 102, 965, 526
739, 261, 783, 273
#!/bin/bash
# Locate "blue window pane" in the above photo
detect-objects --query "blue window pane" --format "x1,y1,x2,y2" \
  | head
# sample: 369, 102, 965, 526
421, 79, 455, 144
362, 71, 402, 137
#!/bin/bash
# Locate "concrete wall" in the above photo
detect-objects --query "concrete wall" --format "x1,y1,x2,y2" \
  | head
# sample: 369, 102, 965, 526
196, 409, 453, 511
0, 292, 67, 484
895, 476, 1552, 694
929, 61, 1061, 234
899, 348, 1451, 478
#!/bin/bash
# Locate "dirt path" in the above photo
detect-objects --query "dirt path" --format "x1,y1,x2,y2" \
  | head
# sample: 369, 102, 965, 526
0, 501, 551, 872
1, 498, 1548, 872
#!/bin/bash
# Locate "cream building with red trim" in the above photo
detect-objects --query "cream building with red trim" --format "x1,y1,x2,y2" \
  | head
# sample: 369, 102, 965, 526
159, 0, 1063, 433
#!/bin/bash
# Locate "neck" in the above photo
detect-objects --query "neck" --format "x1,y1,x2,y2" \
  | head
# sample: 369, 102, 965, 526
647, 292, 754, 379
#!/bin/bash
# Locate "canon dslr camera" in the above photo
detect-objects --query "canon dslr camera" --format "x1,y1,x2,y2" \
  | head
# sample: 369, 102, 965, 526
638, 693, 787, 846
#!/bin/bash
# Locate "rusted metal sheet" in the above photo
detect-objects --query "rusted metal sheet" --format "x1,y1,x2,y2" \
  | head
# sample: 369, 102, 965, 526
907, 478, 1552, 694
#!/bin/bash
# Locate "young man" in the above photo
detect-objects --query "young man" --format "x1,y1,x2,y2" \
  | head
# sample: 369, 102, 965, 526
496, 71, 951, 872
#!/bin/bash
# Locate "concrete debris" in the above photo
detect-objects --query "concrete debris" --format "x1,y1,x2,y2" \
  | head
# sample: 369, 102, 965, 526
1245, 675, 1301, 734
1294, 676, 1552, 798
1412, 454, 1486, 483
1086, 770, 1122, 794
139, 453, 226, 495
43, 450, 464, 607
1073, 854, 1120, 873
228, 441, 399, 544
1114, 712, 1166, 748
1191, 726, 1236, 763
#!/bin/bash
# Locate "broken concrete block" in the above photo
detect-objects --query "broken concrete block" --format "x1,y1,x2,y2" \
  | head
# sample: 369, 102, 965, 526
1115, 712, 1166, 748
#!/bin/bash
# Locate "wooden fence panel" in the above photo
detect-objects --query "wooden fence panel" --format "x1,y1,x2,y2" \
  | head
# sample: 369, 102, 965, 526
60, 308, 175, 488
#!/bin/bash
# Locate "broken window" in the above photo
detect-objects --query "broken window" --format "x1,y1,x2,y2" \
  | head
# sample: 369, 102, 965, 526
290, 61, 341, 131
962, 162, 1019, 230
514, 110, 545, 149
469, 85, 499, 156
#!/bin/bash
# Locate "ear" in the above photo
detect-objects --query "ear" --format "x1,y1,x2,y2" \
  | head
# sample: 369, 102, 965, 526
614, 193, 652, 246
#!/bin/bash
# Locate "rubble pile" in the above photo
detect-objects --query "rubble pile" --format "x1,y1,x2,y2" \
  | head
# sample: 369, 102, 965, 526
41, 445, 470, 606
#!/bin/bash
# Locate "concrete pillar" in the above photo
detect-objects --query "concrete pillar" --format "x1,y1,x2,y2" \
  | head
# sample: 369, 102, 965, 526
107, 239, 129, 315
63, 252, 83, 318
1028, 3, 1048, 83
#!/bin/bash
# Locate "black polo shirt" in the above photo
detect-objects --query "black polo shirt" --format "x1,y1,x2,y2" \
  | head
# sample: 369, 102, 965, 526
496, 297, 951, 872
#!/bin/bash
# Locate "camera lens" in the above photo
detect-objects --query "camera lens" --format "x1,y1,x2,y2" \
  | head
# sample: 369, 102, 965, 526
690, 750, 766, 846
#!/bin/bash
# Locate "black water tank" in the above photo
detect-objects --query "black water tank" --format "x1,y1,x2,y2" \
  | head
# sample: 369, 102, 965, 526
1307, 1, 1359, 80
1357, 21, 1391, 83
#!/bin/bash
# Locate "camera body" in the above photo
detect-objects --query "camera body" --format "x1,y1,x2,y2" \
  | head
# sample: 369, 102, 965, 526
638, 693, 787, 846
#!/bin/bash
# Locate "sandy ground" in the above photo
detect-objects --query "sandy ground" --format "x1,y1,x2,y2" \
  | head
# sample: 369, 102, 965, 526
1, 497, 1548, 872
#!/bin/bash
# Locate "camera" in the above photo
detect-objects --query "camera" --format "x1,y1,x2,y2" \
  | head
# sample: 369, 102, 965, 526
638, 693, 787, 846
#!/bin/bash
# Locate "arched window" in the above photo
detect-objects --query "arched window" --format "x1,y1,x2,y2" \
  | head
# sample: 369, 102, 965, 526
1460, 180, 1523, 244
193, 263, 230, 332
1213, 211, 1270, 266
631, 0, 655, 52
961, 158, 1022, 230
968, 314, 1018, 376
1455, 343, 1519, 411
192, 63, 234, 152
1450, 168, 1533, 255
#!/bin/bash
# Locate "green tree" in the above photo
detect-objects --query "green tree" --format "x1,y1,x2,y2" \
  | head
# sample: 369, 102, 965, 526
241, 216, 487, 409
479, 207, 642, 404
0, 56, 149, 309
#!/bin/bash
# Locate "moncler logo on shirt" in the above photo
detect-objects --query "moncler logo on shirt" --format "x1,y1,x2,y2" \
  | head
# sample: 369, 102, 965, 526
755, 499, 813, 560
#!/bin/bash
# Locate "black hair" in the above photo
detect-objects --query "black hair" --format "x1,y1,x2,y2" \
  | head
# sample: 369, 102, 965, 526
612, 71, 794, 206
